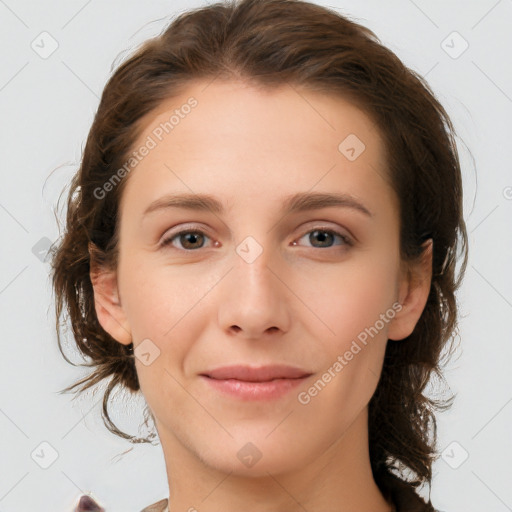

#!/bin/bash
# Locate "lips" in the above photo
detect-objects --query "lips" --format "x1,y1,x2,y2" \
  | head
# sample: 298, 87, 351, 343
201, 364, 312, 382
200, 364, 313, 401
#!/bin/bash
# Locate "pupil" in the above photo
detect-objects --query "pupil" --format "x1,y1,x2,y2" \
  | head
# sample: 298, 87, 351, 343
183, 232, 203, 249
311, 230, 332, 247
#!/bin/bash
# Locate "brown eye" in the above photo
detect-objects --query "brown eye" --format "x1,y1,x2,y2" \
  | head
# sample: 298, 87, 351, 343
161, 230, 210, 250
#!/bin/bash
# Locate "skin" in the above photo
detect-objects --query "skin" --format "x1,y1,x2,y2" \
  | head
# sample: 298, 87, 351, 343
91, 79, 432, 512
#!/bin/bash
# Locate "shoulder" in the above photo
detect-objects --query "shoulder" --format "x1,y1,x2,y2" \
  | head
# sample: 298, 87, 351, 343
74, 494, 168, 512
140, 498, 168, 512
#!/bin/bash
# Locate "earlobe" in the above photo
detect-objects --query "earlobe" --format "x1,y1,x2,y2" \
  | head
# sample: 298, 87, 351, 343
89, 244, 132, 346
388, 239, 433, 341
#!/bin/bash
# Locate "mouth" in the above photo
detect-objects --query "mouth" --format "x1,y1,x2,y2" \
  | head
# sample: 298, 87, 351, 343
199, 364, 313, 400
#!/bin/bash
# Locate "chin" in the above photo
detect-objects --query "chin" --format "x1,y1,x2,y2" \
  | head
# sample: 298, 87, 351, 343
195, 433, 312, 478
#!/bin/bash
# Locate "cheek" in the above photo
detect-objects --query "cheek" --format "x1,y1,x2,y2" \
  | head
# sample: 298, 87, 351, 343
118, 261, 210, 400
121, 278, 176, 340
298, 255, 400, 348
295, 263, 397, 417
123, 271, 209, 409
119, 253, 209, 338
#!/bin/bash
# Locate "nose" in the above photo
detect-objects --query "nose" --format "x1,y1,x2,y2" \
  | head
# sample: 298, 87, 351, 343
216, 238, 291, 340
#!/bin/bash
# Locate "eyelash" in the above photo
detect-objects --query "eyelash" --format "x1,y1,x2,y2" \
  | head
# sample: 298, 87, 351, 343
159, 226, 353, 251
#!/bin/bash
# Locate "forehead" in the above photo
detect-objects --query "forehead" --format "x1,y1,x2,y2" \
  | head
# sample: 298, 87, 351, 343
135, 78, 383, 155
120, 79, 393, 216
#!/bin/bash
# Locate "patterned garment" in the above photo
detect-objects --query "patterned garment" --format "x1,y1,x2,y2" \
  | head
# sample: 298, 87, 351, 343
74, 472, 445, 512
74, 494, 168, 512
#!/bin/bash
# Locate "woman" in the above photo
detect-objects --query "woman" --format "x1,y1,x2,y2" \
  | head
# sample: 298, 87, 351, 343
51, 0, 467, 510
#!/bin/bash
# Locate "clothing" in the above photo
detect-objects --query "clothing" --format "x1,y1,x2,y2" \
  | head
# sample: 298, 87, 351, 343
75, 474, 443, 512
140, 499, 168, 512
141, 474, 442, 512
73, 494, 167, 512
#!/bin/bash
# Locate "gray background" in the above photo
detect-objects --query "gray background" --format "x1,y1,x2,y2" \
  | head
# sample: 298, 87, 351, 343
0, 0, 511, 511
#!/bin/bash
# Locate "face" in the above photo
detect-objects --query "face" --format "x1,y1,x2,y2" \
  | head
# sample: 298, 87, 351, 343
92, 79, 430, 479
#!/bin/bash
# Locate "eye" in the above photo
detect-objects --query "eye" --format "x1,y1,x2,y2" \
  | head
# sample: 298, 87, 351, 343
292, 228, 352, 249
160, 229, 214, 250
160, 226, 352, 251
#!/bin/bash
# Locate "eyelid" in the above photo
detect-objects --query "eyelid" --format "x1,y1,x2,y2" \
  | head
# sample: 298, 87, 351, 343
160, 222, 354, 250
159, 222, 209, 240
295, 220, 355, 244
159, 224, 213, 248
294, 225, 353, 247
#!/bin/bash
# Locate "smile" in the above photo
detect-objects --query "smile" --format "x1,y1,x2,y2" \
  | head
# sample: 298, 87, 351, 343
199, 364, 313, 401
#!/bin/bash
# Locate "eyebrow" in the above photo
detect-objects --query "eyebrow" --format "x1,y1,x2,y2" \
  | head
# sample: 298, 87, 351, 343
142, 191, 373, 218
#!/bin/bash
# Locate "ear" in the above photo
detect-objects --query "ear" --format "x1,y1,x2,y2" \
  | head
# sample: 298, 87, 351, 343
388, 239, 433, 341
89, 242, 132, 346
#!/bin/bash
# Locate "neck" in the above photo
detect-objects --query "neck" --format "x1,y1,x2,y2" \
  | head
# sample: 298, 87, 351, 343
157, 407, 394, 512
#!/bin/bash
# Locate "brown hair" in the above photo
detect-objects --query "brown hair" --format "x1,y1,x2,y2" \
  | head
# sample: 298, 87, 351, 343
50, 0, 468, 505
